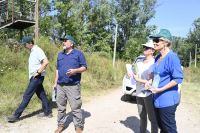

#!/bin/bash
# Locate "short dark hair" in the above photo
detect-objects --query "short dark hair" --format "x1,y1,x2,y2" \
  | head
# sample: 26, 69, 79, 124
28, 41, 34, 45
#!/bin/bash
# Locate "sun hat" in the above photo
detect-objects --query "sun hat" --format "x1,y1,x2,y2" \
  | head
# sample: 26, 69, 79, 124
149, 29, 172, 41
60, 35, 75, 43
18, 36, 33, 45
141, 40, 154, 49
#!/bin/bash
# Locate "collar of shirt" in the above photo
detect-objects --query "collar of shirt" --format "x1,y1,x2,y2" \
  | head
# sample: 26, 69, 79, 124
30, 45, 38, 52
62, 49, 75, 55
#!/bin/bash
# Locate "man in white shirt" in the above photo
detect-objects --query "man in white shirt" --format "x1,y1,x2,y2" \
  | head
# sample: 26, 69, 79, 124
6, 36, 52, 122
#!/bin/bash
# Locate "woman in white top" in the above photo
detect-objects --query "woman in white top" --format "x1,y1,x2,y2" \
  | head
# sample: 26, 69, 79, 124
128, 40, 158, 133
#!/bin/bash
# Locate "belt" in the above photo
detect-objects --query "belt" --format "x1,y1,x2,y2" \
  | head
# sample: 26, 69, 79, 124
60, 83, 79, 86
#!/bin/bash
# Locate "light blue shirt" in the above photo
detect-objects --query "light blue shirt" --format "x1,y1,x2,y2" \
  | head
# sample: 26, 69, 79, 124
29, 45, 47, 79
152, 51, 184, 108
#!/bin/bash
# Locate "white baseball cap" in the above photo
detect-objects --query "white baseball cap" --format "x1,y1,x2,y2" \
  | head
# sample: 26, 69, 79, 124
141, 40, 154, 49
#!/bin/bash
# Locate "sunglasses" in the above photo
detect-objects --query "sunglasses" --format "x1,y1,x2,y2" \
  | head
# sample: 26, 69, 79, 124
143, 46, 151, 50
153, 38, 164, 43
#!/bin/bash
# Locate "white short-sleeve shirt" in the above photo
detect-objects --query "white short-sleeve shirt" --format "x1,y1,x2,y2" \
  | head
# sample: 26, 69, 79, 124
136, 59, 154, 97
29, 45, 47, 79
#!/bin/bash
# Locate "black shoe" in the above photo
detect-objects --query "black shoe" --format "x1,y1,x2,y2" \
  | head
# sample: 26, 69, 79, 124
37, 113, 53, 118
6, 115, 20, 122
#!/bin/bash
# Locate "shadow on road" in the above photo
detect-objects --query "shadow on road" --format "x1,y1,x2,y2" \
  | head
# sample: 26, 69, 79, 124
120, 116, 150, 133
63, 109, 91, 131
120, 95, 137, 104
20, 109, 43, 120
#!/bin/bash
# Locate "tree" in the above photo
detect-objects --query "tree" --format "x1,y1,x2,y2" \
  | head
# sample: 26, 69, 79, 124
123, 38, 147, 61
114, 0, 158, 45
171, 36, 184, 54
188, 18, 200, 45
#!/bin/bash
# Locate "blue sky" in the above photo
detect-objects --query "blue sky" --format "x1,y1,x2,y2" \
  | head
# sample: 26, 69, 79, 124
147, 0, 200, 38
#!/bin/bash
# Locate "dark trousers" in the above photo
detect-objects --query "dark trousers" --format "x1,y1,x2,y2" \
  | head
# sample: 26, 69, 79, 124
154, 104, 178, 133
14, 75, 52, 117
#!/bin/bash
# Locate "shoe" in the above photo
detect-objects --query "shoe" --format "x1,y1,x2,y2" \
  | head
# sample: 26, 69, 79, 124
37, 113, 53, 118
76, 127, 82, 133
55, 126, 64, 133
6, 115, 20, 122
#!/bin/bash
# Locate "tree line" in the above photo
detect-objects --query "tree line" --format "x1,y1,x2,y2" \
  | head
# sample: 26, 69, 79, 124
0, 0, 200, 67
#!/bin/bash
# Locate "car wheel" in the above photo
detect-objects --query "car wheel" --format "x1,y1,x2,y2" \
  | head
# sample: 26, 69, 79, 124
178, 89, 181, 106
124, 94, 131, 101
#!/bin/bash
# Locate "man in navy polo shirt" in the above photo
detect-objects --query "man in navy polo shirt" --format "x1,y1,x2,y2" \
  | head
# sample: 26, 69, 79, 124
53, 35, 87, 133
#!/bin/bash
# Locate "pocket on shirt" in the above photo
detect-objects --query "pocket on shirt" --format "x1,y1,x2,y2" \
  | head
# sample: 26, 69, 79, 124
58, 57, 65, 67
70, 57, 79, 65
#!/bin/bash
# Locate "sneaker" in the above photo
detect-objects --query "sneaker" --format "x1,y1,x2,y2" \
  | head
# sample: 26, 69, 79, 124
6, 115, 20, 122
37, 113, 53, 118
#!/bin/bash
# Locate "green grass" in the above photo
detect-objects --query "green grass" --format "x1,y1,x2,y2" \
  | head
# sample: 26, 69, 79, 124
181, 67, 200, 116
0, 38, 128, 119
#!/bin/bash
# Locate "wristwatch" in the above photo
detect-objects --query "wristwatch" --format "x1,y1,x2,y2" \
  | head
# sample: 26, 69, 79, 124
37, 70, 41, 75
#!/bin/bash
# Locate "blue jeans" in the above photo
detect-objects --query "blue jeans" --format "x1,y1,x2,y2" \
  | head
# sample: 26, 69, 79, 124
154, 104, 178, 133
14, 75, 52, 117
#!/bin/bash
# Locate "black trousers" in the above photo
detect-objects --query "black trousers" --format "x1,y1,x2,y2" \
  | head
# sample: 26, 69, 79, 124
154, 104, 178, 133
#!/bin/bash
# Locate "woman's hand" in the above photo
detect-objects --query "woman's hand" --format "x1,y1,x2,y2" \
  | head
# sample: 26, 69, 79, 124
145, 80, 152, 89
127, 73, 132, 78
132, 73, 139, 82
151, 88, 163, 94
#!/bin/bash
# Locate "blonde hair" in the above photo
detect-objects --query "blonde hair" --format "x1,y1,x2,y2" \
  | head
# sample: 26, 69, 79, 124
160, 37, 171, 48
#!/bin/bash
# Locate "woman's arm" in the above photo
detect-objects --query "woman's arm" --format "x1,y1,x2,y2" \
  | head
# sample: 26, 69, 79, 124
151, 80, 178, 94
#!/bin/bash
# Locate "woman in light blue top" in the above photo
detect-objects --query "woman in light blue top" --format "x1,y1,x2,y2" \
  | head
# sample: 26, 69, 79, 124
147, 29, 184, 133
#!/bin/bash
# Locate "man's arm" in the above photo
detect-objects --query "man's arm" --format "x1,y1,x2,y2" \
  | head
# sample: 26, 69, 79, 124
66, 66, 87, 76
32, 58, 49, 78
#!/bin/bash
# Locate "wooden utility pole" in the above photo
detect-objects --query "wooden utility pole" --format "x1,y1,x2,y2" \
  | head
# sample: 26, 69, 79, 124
113, 24, 118, 67
190, 52, 191, 67
12, 0, 14, 23
195, 44, 197, 67
35, 0, 39, 41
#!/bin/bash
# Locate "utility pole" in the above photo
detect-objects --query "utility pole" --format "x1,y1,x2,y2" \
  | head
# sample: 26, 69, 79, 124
35, 0, 39, 41
113, 24, 118, 67
195, 44, 197, 67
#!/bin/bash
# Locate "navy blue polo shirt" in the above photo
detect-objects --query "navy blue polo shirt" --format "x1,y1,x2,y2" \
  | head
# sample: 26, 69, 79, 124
56, 49, 87, 84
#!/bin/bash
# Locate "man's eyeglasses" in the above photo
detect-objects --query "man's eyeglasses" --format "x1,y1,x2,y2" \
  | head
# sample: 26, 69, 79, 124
153, 38, 164, 43
143, 46, 151, 50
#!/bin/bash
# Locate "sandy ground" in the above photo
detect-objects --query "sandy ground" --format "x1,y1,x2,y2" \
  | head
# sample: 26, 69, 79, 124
0, 87, 199, 133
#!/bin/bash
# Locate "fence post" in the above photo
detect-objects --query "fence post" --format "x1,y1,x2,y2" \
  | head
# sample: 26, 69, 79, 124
195, 44, 197, 68
189, 52, 191, 67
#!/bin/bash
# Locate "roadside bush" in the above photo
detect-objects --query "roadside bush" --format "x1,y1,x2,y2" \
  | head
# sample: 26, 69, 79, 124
98, 51, 112, 60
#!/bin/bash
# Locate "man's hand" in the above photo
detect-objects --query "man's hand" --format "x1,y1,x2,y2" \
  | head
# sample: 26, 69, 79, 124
53, 84, 57, 90
32, 72, 39, 79
66, 69, 76, 76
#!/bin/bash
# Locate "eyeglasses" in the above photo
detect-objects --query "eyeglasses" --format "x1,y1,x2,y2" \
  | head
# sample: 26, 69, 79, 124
143, 46, 151, 50
63, 39, 68, 42
153, 38, 164, 43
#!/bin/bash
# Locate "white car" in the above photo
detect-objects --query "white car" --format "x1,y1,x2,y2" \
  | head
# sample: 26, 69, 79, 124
122, 55, 182, 105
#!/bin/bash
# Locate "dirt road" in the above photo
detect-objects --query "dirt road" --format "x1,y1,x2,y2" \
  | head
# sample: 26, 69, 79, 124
1, 87, 199, 133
